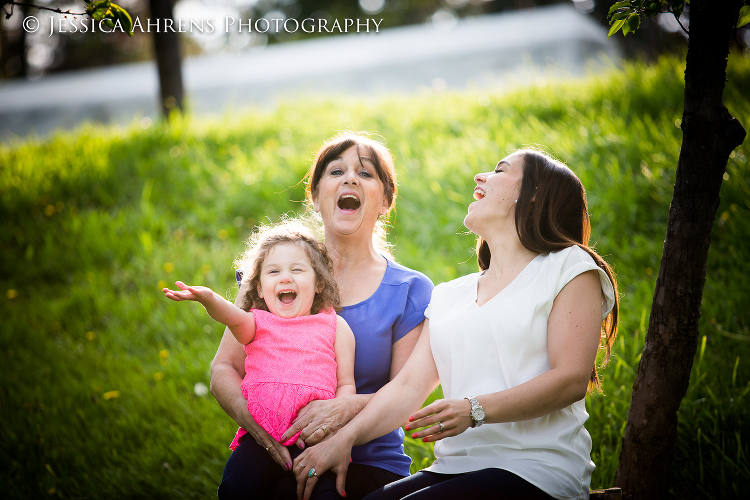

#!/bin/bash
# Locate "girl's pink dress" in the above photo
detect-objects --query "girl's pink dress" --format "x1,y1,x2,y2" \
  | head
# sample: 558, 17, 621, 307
229, 308, 338, 450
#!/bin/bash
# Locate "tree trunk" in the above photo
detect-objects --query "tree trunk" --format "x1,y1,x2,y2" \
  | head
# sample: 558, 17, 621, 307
0, 3, 28, 78
614, 1, 746, 498
148, 0, 184, 117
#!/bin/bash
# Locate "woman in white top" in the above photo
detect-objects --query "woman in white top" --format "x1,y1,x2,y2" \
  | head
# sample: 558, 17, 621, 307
292, 149, 619, 500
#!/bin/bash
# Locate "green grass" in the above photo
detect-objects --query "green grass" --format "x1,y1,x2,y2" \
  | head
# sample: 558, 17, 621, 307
2, 54, 749, 499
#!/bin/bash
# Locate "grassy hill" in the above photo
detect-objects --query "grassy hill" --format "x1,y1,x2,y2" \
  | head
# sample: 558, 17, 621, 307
2, 54, 749, 498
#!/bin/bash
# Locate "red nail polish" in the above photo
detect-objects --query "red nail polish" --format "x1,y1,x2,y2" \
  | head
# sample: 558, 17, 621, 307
408, 416, 414, 422
411, 433, 417, 438
341, 490, 347, 497
404, 425, 409, 431
422, 437, 428, 442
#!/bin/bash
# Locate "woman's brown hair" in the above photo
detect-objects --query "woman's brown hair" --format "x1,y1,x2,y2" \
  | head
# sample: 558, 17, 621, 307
476, 149, 619, 393
304, 131, 397, 256
235, 220, 341, 314
305, 131, 397, 215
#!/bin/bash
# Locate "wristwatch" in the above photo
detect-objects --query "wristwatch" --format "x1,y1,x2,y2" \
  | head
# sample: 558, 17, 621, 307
465, 396, 485, 427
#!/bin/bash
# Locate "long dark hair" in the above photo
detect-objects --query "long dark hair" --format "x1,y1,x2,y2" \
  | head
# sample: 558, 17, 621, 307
476, 149, 619, 393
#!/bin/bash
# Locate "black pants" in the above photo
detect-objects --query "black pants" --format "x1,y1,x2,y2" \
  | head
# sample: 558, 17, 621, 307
218, 435, 404, 500
361, 468, 555, 500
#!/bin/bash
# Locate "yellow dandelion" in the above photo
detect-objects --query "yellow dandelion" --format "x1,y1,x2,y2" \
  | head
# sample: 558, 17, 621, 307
163, 262, 174, 273
103, 391, 120, 400
158, 280, 167, 290
154, 372, 164, 381
44, 205, 55, 217
7, 289, 18, 300
86, 331, 96, 341
159, 349, 169, 359
201, 264, 211, 275
218, 229, 229, 240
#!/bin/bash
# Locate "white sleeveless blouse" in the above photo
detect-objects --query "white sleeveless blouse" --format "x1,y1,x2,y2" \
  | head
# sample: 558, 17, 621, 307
424, 246, 615, 500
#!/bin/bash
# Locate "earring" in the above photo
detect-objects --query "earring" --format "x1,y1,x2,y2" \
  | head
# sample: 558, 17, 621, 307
514, 199, 518, 203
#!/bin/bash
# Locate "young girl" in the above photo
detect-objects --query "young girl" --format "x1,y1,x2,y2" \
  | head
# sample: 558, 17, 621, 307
163, 222, 356, 466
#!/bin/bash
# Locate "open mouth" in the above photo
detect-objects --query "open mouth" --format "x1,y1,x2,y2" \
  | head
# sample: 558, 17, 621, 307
277, 291, 297, 305
337, 194, 361, 211
473, 188, 486, 201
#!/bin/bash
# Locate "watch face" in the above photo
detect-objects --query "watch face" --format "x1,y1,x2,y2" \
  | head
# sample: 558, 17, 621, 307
472, 407, 485, 421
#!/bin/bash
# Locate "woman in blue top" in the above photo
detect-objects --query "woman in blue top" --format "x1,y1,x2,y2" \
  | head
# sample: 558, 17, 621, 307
211, 132, 434, 500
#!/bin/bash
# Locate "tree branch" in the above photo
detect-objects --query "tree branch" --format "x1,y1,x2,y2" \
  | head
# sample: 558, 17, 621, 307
667, 7, 690, 35
1, 1, 85, 18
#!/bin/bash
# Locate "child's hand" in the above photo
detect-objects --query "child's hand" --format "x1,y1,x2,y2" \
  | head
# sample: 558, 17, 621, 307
163, 281, 214, 304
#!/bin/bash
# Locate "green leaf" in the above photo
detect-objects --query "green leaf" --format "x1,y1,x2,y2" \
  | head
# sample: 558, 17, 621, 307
608, 1, 631, 17
611, 12, 632, 22
86, 0, 111, 21
110, 4, 134, 37
608, 18, 628, 37
738, 6, 750, 28
627, 13, 641, 34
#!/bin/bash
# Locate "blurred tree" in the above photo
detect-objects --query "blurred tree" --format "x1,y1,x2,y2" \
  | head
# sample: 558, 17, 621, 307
1, 0, 181, 117
148, 0, 183, 115
0, 2, 28, 78
607, 1, 749, 498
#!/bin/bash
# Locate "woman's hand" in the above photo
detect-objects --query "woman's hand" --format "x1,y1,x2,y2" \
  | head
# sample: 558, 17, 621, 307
280, 396, 364, 447
293, 432, 353, 500
404, 398, 473, 443
244, 424, 294, 471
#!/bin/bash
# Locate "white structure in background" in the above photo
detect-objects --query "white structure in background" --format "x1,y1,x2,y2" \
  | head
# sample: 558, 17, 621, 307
0, 4, 620, 140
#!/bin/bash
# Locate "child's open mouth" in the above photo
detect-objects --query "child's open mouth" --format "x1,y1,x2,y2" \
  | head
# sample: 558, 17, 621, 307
277, 291, 297, 305
337, 194, 361, 211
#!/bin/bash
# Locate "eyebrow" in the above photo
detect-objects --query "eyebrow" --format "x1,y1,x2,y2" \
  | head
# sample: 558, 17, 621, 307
262, 261, 309, 268
497, 161, 510, 168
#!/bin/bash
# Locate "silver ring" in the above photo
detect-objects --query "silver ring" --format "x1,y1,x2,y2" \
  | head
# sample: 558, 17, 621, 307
297, 463, 305, 468
264, 444, 273, 453
308, 467, 318, 478
438, 421, 445, 432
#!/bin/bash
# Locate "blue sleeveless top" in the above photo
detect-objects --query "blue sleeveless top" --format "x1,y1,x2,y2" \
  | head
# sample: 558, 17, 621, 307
238, 257, 433, 476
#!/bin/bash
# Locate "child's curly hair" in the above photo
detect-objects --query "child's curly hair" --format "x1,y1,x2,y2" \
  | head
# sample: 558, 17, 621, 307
234, 218, 341, 314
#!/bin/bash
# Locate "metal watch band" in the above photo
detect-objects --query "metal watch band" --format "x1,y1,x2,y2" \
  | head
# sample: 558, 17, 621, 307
465, 396, 485, 427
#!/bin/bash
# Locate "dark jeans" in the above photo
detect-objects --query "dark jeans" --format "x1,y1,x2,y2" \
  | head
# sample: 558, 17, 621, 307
218, 435, 404, 500
361, 468, 555, 500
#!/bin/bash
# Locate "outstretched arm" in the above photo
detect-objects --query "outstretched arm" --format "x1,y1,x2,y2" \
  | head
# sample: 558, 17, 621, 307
163, 280, 257, 344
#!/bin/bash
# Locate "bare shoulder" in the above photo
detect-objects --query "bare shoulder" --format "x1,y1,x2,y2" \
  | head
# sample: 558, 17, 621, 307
336, 315, 354, 336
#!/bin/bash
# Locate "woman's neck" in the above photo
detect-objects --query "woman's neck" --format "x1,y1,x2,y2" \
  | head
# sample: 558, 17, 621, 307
324, 230, 383, 273
324, 229, 388, 307
482, 233, 538, 280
